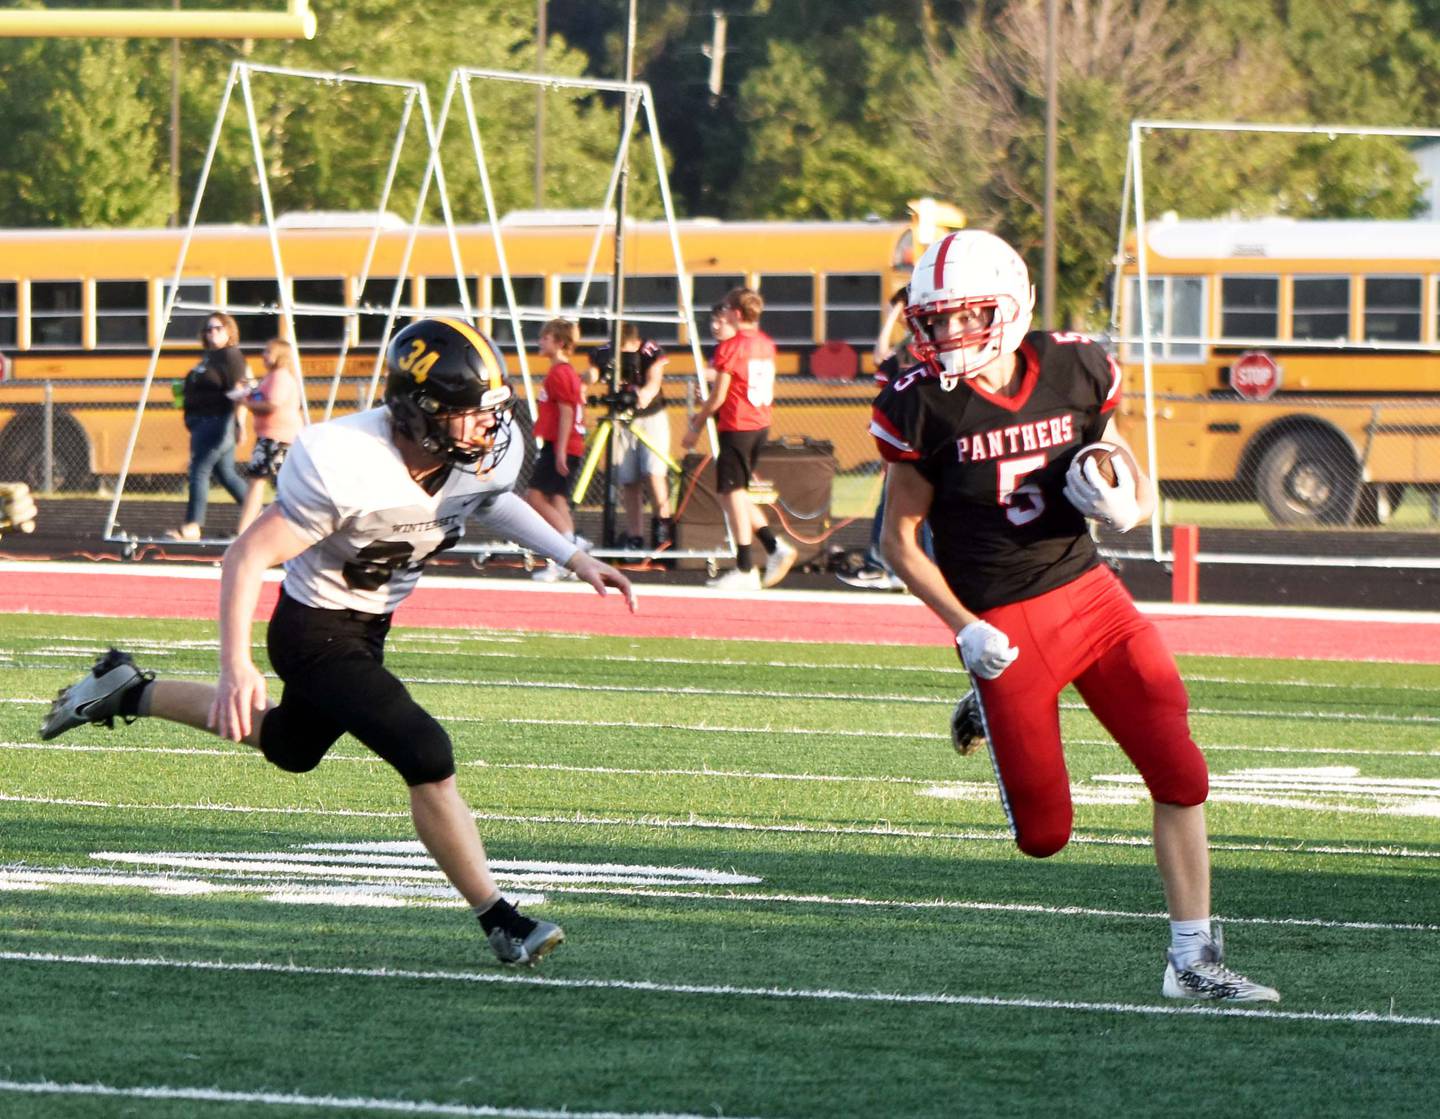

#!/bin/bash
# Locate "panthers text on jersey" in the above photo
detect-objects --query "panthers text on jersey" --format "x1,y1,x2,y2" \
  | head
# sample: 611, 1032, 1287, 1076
276, 407, 539, 614
869, 331, 1122, 613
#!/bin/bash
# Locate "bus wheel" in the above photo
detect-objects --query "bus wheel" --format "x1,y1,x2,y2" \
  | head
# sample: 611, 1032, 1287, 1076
1255, 431, 1360, 527
0, 411, 93, 493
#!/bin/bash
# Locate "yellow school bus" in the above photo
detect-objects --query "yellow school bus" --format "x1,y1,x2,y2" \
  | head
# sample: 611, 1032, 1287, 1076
1116, 217, 1440, 525
0, 200, 965, 489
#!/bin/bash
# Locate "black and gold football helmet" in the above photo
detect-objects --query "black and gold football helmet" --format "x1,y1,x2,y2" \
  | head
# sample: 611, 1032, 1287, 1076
384, 317, 514, 470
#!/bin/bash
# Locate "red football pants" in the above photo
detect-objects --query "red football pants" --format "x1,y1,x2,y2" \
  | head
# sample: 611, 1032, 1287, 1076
972, 564, 1208, 858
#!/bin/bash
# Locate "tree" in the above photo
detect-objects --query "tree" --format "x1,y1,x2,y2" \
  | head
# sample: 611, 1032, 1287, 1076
0, 36, 169, 227
912, 0, 1434, 326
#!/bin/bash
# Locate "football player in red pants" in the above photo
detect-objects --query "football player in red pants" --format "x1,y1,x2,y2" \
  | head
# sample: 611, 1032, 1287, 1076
872, 230, 1278, 1003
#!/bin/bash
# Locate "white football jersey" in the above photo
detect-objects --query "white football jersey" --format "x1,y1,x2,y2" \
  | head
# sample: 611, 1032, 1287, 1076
275, 407, 536, 614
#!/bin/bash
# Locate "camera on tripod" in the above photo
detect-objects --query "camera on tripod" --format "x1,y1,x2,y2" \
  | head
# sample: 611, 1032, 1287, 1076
593, 385, 639, 417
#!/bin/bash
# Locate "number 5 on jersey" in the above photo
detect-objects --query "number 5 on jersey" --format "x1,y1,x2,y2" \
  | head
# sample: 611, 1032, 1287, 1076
998, 453, 1047, 526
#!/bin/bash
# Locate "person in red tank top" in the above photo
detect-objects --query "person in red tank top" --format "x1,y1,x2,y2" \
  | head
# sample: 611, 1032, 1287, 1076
526, 319, 590, 580
235, 338, 304, 535
681, 289, 796, 590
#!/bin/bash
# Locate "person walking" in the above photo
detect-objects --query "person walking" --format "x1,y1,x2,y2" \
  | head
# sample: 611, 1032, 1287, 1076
235, 338, 304, 535
169, 312, 251, 541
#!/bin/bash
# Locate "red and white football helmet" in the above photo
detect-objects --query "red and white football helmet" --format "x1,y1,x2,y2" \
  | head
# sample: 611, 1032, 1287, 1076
905, 231, 1035, 389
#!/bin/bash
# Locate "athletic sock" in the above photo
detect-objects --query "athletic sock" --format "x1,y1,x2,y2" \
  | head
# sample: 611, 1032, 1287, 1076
475, 895, 537, 938
1168, 918, 1213, 968
736, 542, 755, 572
755, 526, 778, 554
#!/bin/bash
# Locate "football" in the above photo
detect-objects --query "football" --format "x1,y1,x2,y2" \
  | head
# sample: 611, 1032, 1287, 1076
1071, 441, 1136, 489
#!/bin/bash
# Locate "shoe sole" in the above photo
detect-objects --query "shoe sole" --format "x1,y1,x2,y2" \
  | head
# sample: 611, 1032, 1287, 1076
761, 552, 797, 588
511, 926, 565, 967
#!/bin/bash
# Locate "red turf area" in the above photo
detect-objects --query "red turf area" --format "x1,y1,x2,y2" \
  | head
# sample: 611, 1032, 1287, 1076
1, 565, 1438, 663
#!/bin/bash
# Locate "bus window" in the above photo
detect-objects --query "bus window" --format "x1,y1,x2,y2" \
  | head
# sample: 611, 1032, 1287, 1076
1363, 276, 1422, 343
1292, 276, 1350, 341
356, 277, 413, 343
292, 277, 348, 344
162, 280, 212, 342
30, 281, 83, 348
559, 276, 611, 342
421, 275, 477, 317
95, 281, 149, 347
1124, 275, 1204, 360
693, 274, 745, 311
824, 273, 882, 343
757, 273, 815, 344
0, 282, 16, 347
624, 275, 681, 344
227, 279, 283, 345
487, 275, 544, 348
1220, 275, 1279, 340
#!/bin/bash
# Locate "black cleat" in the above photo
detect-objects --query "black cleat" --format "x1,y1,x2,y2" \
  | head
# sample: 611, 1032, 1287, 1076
40, 648, 153, 741
488, 919, 565, 966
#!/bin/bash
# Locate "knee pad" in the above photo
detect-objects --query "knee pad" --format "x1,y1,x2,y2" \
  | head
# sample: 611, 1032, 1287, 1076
1015, 823, 1072, 859
1010, 797, 1074, 859
393, 721, 456, 787
258, 719, 331, 774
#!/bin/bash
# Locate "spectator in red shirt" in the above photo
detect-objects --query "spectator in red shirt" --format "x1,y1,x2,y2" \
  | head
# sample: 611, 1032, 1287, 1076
681, 287, 797, 590
527, 319, 590, 581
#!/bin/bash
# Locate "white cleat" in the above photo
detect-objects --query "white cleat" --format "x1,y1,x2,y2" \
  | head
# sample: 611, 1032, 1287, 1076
761, 538, 798, 588
706, 566, 762, 591
532, 560, 577, 583
1162, 925, 1279, 1003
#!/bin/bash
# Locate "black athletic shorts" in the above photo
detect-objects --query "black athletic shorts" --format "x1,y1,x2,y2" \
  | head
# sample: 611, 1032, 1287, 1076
258, 590, 455, 786
529, 451, 583, 499
715, 428, 768, 494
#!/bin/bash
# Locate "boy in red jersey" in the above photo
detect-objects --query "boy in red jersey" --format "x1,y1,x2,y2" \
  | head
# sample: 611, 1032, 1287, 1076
874, 230, 1278, 1004
526, 318, 590, 581
681, 287, 796, 590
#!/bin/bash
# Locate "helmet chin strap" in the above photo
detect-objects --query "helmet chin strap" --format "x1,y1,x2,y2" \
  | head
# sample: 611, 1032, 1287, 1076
937, 338, 1003, 390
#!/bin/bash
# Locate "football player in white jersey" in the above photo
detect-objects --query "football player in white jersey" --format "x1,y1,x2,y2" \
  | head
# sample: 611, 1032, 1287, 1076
41, 318, 637, 967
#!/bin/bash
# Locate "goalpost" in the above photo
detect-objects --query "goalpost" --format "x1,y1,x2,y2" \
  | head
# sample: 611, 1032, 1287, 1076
1114, 119, 1440, 571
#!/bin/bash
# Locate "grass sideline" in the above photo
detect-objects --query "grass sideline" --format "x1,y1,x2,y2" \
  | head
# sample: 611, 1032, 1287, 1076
2, 612, 1439, 1118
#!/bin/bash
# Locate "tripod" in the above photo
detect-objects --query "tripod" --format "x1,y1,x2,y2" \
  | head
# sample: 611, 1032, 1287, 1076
571, 407, 686, 558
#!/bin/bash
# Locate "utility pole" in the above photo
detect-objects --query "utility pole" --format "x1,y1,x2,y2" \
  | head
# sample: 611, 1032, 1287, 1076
705, 10, 727, 101
170, 0, 180, 226
534, 0, 546, 208
602, 0, 639, 548
1042, 0, 1058, 330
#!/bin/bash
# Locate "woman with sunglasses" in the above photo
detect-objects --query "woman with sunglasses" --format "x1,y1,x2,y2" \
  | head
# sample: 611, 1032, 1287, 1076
169, 313, 251, 541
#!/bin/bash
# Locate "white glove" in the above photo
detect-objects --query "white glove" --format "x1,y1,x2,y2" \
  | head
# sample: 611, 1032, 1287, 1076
956, 620, 1018, 680
1063, 454, 1141, 532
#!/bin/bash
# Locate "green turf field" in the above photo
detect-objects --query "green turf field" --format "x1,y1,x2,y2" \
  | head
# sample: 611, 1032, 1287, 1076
2, 613, 1438, 1117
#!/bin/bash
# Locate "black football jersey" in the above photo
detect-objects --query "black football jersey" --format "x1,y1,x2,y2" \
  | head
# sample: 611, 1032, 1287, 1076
869, 331, 1122, 612
588, 340, 667, 416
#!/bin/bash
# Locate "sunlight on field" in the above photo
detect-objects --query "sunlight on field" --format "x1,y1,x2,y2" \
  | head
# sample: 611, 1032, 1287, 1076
2, 614, 1437, 1118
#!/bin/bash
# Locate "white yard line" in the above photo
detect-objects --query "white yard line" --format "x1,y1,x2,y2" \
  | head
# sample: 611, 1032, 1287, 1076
0, 1078, 748, 1119
2, 792, 1436, 861
1, 950, 1436, 1028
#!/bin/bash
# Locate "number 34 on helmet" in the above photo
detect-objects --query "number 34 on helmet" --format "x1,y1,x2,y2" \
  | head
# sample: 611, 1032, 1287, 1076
384, 317, 515, 472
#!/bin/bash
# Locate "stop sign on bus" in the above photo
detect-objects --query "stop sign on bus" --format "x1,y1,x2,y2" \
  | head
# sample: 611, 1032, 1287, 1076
1231, 351, 1281, 401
